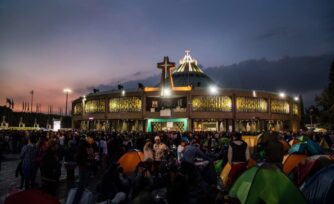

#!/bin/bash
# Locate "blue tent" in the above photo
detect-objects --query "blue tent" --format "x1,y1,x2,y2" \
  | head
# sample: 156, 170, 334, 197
288, 143, 306, 154
300, 164, 334, 204
305, 140, 323, 155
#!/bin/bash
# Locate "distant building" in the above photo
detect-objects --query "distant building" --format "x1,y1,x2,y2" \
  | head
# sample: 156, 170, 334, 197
72, 50, 301, 132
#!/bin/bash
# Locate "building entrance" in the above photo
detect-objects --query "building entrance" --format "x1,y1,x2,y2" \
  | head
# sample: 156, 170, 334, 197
146, 118, 188, 132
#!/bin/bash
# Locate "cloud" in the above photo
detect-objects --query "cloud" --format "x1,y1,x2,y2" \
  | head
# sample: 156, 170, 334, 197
254, 27, 287, 41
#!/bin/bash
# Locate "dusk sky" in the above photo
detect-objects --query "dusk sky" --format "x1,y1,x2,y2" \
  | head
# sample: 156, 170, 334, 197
0, 0, 333, 112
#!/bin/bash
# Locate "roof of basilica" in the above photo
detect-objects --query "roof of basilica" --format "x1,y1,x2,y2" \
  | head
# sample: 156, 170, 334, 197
165, 50, 216, 88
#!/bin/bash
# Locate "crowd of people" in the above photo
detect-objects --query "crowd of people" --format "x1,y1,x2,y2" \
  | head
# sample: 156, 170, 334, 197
0, 129, 333, 203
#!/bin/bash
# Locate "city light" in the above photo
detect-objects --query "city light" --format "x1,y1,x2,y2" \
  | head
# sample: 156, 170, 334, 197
294, 96, 299, 101
209, 85, 218, 94
279, 92, 286, 98
63, 88, 72, 116
63, 88, 72, 93
252, 90, 257, 97
164, 88, 171, 97
121, 90, 126, 96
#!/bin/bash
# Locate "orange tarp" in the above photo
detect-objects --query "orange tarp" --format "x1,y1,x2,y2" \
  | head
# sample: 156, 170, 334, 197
117, 150, 144, 176
283, 154, 307, 174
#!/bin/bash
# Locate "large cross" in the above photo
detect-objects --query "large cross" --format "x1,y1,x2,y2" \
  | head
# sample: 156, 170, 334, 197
157, 56, 176, 92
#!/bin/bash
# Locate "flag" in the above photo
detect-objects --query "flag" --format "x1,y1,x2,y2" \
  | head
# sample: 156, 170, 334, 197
6, 98, 11, 106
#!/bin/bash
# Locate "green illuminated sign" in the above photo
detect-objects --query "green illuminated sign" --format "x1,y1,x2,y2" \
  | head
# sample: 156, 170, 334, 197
146, 118, 188, 132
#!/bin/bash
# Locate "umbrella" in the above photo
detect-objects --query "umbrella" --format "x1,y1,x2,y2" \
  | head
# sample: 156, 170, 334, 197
5, 189, 60, 204
117, 149, 144, 176
300, 164, 334, 204
229, 165, 307, 204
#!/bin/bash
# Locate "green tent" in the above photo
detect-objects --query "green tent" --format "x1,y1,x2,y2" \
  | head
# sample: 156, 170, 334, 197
297, 135, 310, 142
229, 165, 307, 204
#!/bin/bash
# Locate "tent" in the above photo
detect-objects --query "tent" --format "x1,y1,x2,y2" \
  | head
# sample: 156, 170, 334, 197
297, 136, 310, 142
300, 164, 334, 204
305, 140, 323, 155
288, 143, 306, 155
279, 140, 290, 154
289, 138, 322, 156
219, 158, 257, 187
289, 139, 300, 146
117, 150, 144, 176
5, 189, 60, 204
229, 165, 307, 204
283, 154, 308, 174
290, 155, 334, 186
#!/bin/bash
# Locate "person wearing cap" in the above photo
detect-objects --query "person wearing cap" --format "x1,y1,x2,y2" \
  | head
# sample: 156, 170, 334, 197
153, 136, 167, 161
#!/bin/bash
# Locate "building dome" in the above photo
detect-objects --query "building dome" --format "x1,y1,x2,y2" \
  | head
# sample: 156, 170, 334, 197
166, 50, 216, 88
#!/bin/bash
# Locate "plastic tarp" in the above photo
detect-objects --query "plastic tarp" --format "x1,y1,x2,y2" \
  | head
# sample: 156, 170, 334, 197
300, 164, 334, 204
229, 165, 307, 204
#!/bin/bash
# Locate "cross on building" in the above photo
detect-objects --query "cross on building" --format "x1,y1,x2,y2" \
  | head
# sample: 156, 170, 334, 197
157, 56, 176, 94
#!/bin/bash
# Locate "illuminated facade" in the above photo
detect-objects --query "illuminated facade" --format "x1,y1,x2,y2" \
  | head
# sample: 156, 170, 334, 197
72, 50, 301, 132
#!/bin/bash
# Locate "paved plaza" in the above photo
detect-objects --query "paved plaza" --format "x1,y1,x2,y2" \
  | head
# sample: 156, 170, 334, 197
0, 154, 100, 204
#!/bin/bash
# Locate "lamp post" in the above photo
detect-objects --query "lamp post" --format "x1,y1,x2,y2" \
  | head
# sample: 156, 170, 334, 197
63, 88, 72, 116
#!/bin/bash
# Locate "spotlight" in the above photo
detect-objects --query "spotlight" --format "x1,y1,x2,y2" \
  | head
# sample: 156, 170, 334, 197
209, 85, 218, 94
294, 96, 299, 101
121, 90, 126, 96
279, 92, 286, 98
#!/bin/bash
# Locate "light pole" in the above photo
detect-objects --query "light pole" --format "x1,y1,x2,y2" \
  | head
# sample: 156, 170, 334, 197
63, 88, 72, 116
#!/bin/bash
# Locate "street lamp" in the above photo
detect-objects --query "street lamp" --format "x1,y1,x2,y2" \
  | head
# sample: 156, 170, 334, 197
279, 92, 286, 98
209, 85, 218, 95
63, 88, 72, 116
293, 96, 299, 101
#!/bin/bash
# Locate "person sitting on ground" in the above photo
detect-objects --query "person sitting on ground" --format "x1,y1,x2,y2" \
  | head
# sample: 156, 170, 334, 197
227, 132, 250, 188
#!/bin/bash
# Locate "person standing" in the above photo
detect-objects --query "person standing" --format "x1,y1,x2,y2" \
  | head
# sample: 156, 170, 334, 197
264, 133, 284, 169
40, 140, 61, 195
227, 133, 250, 188
143, 139, 154, 161
153, 136, 167, 161
20, 134, 38, 189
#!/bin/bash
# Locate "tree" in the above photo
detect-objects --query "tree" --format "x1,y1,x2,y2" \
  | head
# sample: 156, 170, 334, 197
299, 95, 306, 130
315, 60, 334, 129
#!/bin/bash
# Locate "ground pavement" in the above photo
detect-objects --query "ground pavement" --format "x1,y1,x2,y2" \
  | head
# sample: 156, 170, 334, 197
0, 154, 101, 204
